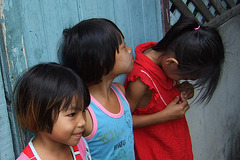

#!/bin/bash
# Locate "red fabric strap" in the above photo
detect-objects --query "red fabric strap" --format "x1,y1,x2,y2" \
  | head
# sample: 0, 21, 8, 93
72, 145, 83, 160
22, 145, 37, 160
22, 144, 83, 160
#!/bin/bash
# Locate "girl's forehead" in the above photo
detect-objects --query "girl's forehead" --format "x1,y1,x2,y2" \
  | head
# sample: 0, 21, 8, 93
60, 95, 82, 110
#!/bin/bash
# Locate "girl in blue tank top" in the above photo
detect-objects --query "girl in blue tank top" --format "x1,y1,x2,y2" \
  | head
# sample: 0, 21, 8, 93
59, 18, 135, 160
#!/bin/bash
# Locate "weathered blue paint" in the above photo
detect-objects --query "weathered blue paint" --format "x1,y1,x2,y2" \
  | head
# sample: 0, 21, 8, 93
0, 52, 15, 160
0, 0, 164, 159
0, 0, 28, 158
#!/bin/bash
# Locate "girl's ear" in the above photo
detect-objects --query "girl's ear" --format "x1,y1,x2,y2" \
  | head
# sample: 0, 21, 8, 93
166, 57, 179, 65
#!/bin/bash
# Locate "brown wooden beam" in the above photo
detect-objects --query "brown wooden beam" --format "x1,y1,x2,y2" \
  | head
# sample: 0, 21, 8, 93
210, 0, 226, 14
206, 4, 240, 27
192, 0, 214, 21
170, 0, 200, 23
225, 0, 236, 8
161, 0, 171, 35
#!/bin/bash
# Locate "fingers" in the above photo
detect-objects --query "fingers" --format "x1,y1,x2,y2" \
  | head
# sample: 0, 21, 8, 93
172, 96, 180, 103
171, 96, 190, 113
176, 97, 189, 113
183, 102, 190, 112
164, 96, 190, 120
180, 98, 190, 112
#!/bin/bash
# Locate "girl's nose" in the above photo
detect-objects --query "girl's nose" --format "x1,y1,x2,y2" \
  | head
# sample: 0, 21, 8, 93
77, 113, 86, 128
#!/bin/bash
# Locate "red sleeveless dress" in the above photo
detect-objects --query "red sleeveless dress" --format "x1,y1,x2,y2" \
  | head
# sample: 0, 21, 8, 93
125, 42, 193, 160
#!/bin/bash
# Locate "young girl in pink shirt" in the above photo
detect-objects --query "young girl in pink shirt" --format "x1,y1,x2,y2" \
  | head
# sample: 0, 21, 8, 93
15, 63, 91, 160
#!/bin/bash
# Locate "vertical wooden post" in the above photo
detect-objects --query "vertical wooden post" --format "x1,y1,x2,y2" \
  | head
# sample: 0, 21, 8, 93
160, 0, 171, 35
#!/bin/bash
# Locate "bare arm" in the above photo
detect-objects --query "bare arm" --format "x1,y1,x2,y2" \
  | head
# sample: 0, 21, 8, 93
132, 97, 190, 128
126, 78, 190, 128
125, 78, 149, 112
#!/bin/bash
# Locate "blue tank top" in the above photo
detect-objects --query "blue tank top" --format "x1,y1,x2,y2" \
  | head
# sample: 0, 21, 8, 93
85, 84, 135, 160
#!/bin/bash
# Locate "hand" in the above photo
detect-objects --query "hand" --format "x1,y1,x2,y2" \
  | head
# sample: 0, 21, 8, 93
178, 81, 194, 99
131, 97, 190, 128
161, 96, 190, 121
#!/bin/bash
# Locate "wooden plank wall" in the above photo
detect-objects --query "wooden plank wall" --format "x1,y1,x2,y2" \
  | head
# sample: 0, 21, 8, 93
0, 0, 164, 159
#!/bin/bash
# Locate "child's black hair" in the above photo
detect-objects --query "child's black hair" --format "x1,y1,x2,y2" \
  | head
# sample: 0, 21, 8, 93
152, 16, 225, 103
59, 18, 124, 85
14, 62, 90, 133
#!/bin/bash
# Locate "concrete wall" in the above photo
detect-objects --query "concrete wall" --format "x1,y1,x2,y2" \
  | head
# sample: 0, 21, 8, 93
187, 14, 240, 160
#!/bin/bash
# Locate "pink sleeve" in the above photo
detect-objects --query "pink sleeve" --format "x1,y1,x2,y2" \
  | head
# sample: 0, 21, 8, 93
16, 152, 30, 160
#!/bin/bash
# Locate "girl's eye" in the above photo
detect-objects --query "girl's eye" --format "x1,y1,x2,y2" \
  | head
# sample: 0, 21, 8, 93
67, 112, 76, 117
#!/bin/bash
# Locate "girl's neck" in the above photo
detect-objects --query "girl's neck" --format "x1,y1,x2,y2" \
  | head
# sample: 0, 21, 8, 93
144, 48, 164, 67
88, 76, 120, 114
88, 81, 112, 100
88, 74, 114, 98
33, 134, 73, 160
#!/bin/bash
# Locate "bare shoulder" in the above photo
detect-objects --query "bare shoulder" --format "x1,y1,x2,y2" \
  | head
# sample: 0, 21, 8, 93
83, 109, 93, 137
126, 78, 150, 112
112, 82, 125, 95
126, 78, 149, 94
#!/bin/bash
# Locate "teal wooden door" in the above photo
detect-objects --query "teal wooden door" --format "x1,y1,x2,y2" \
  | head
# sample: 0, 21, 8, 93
0, 0, 164, 159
